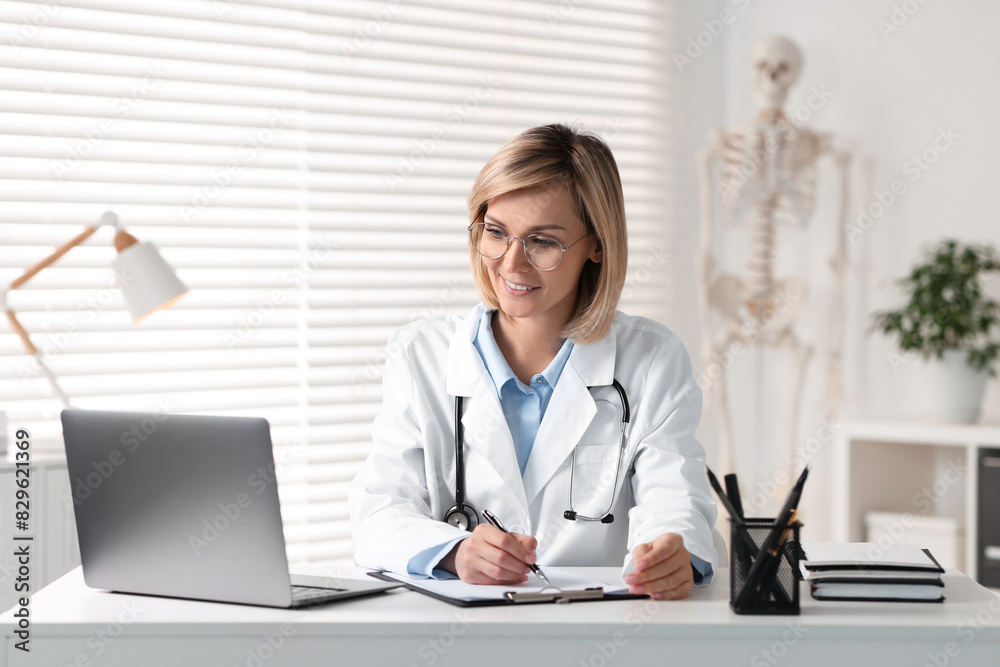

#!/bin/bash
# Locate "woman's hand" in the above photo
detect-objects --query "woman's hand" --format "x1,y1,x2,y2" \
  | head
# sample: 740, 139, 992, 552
624, 533, 694, 600
440, 525, 537, 584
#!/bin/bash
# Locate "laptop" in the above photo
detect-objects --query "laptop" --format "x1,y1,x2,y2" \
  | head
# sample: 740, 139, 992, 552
61, 408, 399, 608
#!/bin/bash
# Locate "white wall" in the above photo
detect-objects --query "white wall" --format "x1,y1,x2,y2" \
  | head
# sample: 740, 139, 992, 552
673, 0, 1000, 539
667, 0, 727, 469
725, 0, 1000, 419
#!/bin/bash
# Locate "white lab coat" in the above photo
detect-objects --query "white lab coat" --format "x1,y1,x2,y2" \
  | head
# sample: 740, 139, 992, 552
349, 304, 718, 578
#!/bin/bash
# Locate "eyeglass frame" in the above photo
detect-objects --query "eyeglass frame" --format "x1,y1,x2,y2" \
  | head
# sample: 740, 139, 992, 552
467, 221, 592, 272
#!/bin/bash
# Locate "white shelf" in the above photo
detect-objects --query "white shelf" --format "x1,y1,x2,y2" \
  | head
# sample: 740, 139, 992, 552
835, 420, 1000, 583
845, 419, 1000, 447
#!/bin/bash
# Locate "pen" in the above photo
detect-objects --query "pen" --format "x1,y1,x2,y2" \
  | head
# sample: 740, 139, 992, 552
482, 509, 552, 587
706, 467, 745, 523
724, 473, 744, 519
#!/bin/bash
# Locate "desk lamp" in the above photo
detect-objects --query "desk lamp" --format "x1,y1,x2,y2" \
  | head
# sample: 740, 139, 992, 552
2, 211, 189, 407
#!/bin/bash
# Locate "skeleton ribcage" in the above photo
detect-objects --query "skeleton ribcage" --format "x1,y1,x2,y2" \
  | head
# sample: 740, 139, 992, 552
717, 124, 822, 228
715, 123, 824, 299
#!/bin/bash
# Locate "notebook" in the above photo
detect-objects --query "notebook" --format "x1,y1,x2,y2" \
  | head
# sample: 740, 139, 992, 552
798, 542, 945, 575
809, 581, 944, 601
797, 542, 945, 602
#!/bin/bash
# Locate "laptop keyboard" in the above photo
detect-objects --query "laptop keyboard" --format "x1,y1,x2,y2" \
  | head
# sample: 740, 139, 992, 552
290, 585, 347, 607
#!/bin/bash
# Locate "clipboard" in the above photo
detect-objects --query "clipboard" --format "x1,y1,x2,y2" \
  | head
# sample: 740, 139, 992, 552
368, 570, 648, 607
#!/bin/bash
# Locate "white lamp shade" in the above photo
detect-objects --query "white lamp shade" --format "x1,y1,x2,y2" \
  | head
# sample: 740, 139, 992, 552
111, 242, 189, 322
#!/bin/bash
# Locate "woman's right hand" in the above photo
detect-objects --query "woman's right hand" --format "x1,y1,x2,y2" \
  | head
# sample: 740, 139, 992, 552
440, 524, 537, 584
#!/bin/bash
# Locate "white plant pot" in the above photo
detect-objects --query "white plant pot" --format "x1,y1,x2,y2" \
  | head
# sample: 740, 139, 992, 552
921, 349, 988, 423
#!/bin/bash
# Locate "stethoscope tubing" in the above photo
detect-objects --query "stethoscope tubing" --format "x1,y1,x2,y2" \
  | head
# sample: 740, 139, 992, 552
453, 394, 468, 511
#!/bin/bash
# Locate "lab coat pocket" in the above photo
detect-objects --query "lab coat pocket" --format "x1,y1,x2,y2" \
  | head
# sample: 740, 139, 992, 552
565, 397, 625, 515
570, 443, 620, 500
572, 443, 619, 464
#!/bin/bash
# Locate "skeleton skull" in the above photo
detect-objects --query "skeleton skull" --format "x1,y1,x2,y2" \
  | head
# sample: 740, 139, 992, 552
750, 36, 803, 113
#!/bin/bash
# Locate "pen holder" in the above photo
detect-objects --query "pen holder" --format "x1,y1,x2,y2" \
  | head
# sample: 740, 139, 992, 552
729, 517, 801, 615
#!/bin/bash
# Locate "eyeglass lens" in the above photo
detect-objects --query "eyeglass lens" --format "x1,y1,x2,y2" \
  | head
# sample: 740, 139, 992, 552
471, 223, 564, 270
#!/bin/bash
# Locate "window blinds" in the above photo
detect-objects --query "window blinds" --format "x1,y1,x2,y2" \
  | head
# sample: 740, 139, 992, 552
0, 0, 675, 564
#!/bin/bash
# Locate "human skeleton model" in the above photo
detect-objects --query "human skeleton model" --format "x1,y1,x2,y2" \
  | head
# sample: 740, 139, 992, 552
696, 36, 850, 484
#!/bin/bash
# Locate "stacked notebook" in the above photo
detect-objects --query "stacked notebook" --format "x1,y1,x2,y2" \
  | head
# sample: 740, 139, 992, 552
796, 542, 945, 602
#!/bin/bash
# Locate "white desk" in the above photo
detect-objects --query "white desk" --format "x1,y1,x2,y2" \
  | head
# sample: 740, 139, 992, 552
2, 566, 999, 667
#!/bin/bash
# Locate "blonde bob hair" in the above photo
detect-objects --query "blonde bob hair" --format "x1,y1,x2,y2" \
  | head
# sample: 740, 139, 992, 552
466, 123, 628, 344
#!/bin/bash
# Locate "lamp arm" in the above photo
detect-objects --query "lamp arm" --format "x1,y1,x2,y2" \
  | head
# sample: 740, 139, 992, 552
3, 223, 98, 405
10, 225, 99, 290
3, 212, 119, 407
4, 309, 38, 355
3, 309, 72, 408
9, 211, 118, 291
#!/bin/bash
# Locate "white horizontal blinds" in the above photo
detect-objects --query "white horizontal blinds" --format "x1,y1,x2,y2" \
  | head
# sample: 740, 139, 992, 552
0, 0, 314, 562
0, 0, 674, 565
300, 1, 673, 562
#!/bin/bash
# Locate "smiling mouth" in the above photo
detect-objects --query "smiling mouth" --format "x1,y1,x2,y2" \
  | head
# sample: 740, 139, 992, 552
503, 277, 538, 292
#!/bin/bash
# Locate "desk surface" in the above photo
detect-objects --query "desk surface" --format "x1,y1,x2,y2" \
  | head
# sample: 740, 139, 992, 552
3, 566, 1000, 667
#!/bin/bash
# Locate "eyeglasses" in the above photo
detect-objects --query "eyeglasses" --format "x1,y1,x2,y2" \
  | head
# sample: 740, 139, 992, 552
467, 222, 591, 271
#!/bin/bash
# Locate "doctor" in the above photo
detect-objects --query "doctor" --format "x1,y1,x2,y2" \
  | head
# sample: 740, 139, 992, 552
349, 123, 717, 600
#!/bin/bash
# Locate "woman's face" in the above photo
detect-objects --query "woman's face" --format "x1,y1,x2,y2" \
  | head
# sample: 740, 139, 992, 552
481, 183, 602, 330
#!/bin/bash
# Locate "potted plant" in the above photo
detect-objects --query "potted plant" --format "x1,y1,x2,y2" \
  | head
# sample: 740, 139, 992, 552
871, 239, 1000, 423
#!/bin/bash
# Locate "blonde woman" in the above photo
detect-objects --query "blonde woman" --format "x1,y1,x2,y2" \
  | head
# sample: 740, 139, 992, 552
350, 124, 717, 600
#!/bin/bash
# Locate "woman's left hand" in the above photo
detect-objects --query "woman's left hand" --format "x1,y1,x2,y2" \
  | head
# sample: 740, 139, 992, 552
624, 533, 694, 600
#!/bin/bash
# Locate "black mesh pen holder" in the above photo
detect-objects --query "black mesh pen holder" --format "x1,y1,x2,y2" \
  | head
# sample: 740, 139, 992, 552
729, 518, 801, 615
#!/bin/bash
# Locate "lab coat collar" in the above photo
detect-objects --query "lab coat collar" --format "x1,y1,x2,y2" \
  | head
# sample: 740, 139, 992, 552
564, 315, 618, 387
446, 305, 618, 393
446, 304, 490, 397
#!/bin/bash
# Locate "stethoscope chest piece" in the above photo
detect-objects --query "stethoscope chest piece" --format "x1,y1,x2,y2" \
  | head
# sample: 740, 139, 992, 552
444, 504, 478, 531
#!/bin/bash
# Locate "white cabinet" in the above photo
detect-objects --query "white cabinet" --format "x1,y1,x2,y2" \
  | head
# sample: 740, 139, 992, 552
834, 420, 1000, 582
0, 457, 79, 613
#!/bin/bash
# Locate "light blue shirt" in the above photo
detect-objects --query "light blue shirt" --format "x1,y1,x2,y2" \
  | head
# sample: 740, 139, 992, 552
407, 309, 713, 584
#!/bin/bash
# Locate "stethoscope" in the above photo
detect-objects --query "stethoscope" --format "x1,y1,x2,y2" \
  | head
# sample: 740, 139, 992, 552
444, 379, 631, 531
